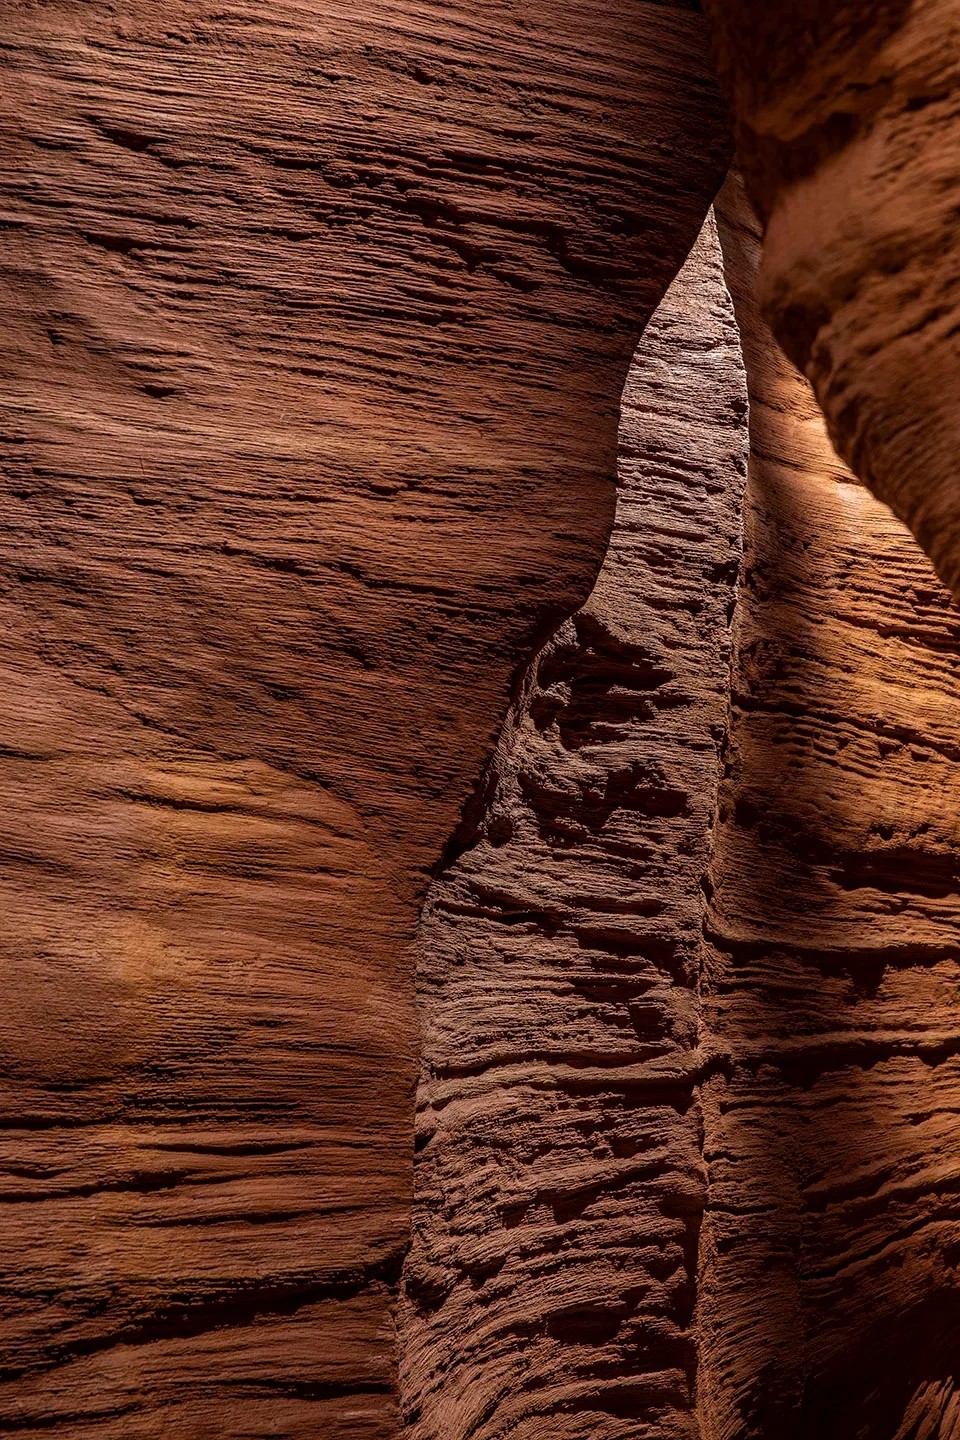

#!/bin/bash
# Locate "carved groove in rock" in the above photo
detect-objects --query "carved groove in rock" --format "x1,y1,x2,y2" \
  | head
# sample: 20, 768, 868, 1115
399, 213, 748, 1440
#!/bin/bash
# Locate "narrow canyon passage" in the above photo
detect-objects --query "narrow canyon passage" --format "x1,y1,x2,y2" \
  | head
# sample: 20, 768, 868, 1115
3, 2, 960, 1433
403, 186, 960, 1440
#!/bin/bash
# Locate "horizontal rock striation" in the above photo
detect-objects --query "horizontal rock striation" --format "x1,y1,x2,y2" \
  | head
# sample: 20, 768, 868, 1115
696, 173, 960, 1440
399, 214, 748, 1440
0, 2, 729, 1433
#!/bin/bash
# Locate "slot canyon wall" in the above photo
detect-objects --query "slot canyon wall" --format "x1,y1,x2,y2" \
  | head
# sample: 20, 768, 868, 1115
703, 0, 960, 603
700, 176, 960, 1440
0, 2, 729, 1436
400, 179, 960, 1440
401, 212, 748, 1440
2, 1, 960, 1438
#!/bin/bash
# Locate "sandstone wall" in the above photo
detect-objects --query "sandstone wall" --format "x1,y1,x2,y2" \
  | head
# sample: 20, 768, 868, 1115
401, 213, 747, 1440
0, 3, 727, 1433
3, 3, 959, 1434
704, 0, 960, 601
697, 172, 960, 1440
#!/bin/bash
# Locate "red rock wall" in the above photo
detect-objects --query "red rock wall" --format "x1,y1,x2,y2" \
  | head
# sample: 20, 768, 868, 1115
400, 213, 747, 1440
0, 3, 728, 1434
400, 179, 960, 1437
4, 2, 959, 1433
697, 173, 960, 1440
703, 0, 960, 601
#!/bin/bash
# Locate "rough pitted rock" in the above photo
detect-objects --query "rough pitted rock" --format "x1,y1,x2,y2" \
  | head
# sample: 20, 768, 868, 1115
400, 213, 747, 1440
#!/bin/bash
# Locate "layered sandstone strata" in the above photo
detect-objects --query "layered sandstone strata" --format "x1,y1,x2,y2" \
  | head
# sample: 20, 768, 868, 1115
0, 2, 727, 1433
401, 183, 960, 1438
704, 0, 960, 599
3, 1, 960, 1434
696, 173, 960, 1440
401, 214, 747, 1440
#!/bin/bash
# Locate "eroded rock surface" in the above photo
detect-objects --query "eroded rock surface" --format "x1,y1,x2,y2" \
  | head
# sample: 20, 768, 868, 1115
696, 173, 960, 1440
703, 0, 960, 600
0, 2, 728, 1434
403, 176, 960, 1439
5, 2, 959, 1434
400, 214, 747, 1440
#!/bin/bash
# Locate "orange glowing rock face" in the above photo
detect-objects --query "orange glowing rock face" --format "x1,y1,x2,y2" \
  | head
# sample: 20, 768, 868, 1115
3, 1, 960, 1435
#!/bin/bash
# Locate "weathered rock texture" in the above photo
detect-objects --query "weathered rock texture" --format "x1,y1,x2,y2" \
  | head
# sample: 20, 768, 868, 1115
0, 3, 730, 1435
401, 172, 960, 1438
5, 3, 959, 1435
400, 214, 747, 1440
697, 173, 960, 1440
703, 0, 960, 600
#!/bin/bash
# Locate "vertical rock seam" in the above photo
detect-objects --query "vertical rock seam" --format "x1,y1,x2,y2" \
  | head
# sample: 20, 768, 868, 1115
399, 213, 748, 1440
696, 173, 960, 1440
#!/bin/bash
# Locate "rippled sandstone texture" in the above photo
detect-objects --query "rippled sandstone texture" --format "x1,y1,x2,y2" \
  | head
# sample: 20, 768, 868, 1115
5, 1, 960, 1436
399, 177, 960, 1440
0, 2, 729, 1434
401, 215, 747, 1440
697, 173, 960, 1440
703, 0, 960, 600
403, 175, 960, 1440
